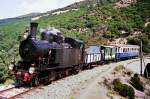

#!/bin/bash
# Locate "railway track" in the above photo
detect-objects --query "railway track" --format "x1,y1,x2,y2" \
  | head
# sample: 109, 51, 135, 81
0, 85, 41, 99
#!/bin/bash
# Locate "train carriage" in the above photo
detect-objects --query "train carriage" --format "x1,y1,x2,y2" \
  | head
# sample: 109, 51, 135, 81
115, 45, 139, 60
102, 46, 116, 61
85, 45, 102, 64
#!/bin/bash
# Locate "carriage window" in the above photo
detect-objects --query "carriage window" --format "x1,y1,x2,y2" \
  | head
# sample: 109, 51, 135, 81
123, 48, 125, 52
116, 48, 117, 52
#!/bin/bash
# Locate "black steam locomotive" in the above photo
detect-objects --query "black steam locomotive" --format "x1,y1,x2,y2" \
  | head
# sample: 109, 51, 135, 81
10, 22, 85, 86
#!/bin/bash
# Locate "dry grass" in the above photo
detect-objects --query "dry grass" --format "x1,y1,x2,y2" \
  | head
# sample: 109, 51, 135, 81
70, 96, 74, 99
114, 65, 125, 72
102, 78, 112, 90
106, 90, 114, 99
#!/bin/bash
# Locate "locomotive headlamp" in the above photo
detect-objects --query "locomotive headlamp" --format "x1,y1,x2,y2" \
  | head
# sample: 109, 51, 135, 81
29, 67, 35, 74
9, 64, 14, 70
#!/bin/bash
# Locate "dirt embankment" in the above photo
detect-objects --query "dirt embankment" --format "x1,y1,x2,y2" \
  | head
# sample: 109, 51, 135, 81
114, 0, 136, 8
74, 65, 150, 99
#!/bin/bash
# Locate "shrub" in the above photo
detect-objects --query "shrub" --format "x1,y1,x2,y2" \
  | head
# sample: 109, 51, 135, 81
0, 67, 8, 83
113, 79, 135, 99
103, 31, 113, 38
127, 35, 150, 53
70, 96, 74, 99
143, 24, 150, 32
127, 37, 138, 45
114, 65, 125, 72
130, 74, 144, 91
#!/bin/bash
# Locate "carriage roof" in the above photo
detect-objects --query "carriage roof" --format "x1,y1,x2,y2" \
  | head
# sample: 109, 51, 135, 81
111, 44, 139, 48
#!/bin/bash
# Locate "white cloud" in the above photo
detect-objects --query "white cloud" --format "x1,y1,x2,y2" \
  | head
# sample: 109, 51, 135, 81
0, 0, 84, 19
19, 0, 83, 13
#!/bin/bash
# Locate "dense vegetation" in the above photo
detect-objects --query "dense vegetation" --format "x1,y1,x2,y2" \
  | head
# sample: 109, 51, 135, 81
0, 0, 149, 83
0, 18, 30, 83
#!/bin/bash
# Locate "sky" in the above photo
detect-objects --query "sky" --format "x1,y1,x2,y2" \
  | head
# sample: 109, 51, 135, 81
0, 0, 83, 19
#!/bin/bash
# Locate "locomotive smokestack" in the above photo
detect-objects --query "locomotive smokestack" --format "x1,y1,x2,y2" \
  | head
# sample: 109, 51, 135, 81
30, 22, 38, 39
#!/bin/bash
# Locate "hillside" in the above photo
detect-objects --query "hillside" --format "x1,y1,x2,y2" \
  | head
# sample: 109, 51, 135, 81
0, 0, 150, 83
35, 0, 150, 49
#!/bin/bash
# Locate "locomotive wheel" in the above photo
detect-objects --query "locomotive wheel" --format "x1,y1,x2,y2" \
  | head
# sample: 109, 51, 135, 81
64, 69, 70, 76
16, 78, 22, 87
87, 64, 92, 69
49, 71, 56, 81
77, 66, 82, 73
34, 76, 40, 86
72, 66, 81, 74
30, 76, 40, 87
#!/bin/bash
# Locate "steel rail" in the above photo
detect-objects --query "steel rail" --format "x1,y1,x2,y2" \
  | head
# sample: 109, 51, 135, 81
0, 85, 42, 99
0, 86, 15, 94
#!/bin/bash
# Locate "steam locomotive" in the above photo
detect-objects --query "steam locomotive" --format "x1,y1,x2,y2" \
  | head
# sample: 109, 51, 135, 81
9, 22, 85, 86
9, 22, 140, 86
